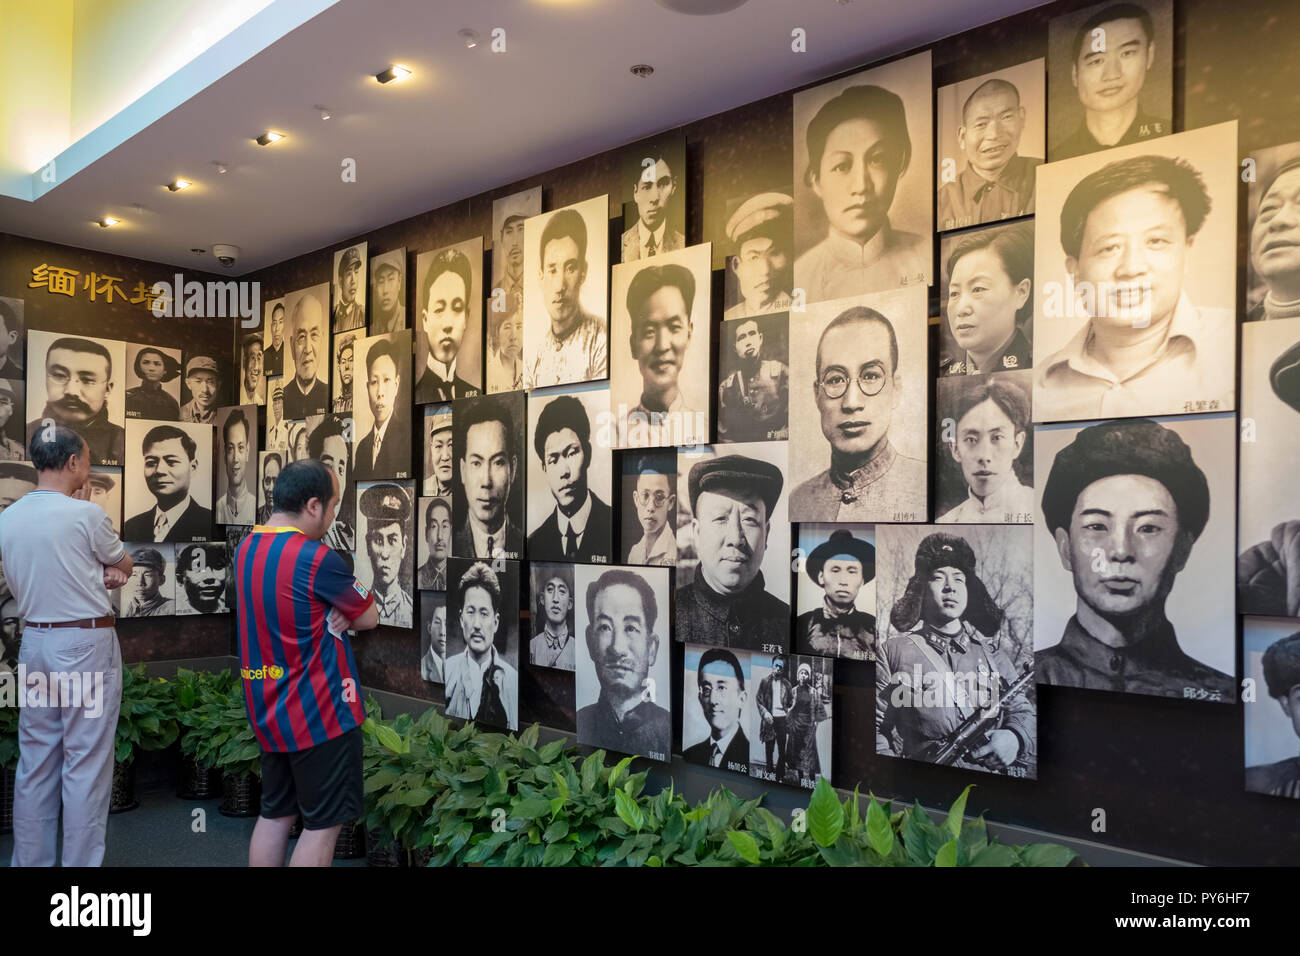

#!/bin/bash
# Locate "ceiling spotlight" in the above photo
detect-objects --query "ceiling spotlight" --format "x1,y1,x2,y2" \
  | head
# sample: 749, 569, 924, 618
190, 248, 206, 254
314, 104, 331, 120
166, 179, 191, 192
211, 160, 228, 174
375, 64, 412, 84
96, 217, 120, 228
630, 63, 654, 78
654, 0, 750, 12
458, 28, 479, 48
255, 130, 284, 146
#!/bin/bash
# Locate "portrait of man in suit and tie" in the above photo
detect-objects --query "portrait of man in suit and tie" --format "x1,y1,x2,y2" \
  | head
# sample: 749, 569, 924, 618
414, 241, 483, 403
683, 646, 753, 776
123, 421, 213, 543
420, 593, 447, 684
352, 331, 412, 482
452, 393, 524, 560
526, 389, 612, 563
621, 133, 686, 263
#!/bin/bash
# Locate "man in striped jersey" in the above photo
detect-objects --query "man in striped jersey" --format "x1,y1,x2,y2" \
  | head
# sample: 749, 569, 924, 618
235, 459, 379, 866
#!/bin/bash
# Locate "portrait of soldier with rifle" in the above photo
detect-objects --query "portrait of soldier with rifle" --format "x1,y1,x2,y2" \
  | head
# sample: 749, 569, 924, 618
875, 528, 1037, 777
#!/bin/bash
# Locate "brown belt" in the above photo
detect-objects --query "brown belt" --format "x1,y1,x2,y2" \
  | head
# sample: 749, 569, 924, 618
28, 616, 116, 630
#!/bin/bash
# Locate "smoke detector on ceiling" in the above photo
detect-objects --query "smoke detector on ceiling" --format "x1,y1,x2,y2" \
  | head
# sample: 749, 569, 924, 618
654, 0, 749, 14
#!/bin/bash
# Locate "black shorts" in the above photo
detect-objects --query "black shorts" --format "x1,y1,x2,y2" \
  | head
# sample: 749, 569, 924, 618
260, 728, 363, 830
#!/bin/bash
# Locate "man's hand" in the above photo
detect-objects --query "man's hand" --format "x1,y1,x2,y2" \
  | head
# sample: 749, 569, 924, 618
970, 729, 1020, 769
327, 607, 352, 635
103, 566, 130, 590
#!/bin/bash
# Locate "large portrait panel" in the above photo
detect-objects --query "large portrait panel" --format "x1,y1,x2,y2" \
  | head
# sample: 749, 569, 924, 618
355, 479, 416, 629
445, 557, 520, 730
281, 282, 332, 419
331, 242, 368, 333
414, 236, 484, 402
450, 391, 524, 561
123, 419, 214, 543
351, 329, 413, 482
124, 344, 182, 420
26, 330, 126, 466
213, 405, 259, 526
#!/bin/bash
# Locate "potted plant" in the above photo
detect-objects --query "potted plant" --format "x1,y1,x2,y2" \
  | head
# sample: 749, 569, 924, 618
206, 683, 261, 817
174, 668, 234, 799
111, 664, 180, 812
362, 707, 445, 866
0, 700, 18, 834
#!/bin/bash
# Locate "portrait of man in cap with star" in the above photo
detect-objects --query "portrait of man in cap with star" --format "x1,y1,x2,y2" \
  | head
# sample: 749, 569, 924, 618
120, 544, 175, 617
723, 191, 793, 320
179, 353, 224, 424
422, 404, 453, 498
795, 525, 877, 660
675, 444, 791, 652
356, 480, 415, 628
332, 242, 367, 333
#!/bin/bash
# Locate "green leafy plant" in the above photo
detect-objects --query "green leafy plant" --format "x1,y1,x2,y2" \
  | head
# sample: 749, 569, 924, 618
175, 668, 237, 766
113, 664, 179, 766
176, 674, 259, 778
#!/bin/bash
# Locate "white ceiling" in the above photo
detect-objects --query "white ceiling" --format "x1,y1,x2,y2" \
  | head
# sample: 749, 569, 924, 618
0, 0, 1049, 276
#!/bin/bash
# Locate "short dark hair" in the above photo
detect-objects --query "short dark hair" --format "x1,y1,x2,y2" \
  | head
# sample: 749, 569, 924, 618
272, 459, 335, 515
626, 263, 695, 326
365, 337, 401, 377
28, 425, 83, 472
177, 542, 229, 573
458, 561, 502, 615
240, 332, 263, 359
1060, 155, 1211, 261
307, 415, 347, 461
533, 563, 574, 629
264, 451, 283, 471
539, 208, 588, 268
1072, 3, 1155, 63
817, 306, 899, 376
47, 336, 112, 380
271, 302, 285, 318
457, 396, 514, 463
805, 84, 910, 187
533, 394, 592, 466
585, 568, 658, 634
0, 298, 23, 336
1262, 632, 1300, 699
420, 248, 473, 318
949, 375, 1031, 438
945, 220, 1034, 331
424, 496, 451, 532
222, 408, 250, 445
961, 78, 1021, 125
698, 647, 745, 690
143, 424, 197, 461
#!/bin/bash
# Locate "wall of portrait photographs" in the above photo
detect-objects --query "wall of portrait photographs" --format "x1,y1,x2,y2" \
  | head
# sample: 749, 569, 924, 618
6, 0, 1300, 864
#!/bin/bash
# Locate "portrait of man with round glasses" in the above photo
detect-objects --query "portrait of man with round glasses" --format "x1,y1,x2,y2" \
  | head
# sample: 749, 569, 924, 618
789, 288, 929, 522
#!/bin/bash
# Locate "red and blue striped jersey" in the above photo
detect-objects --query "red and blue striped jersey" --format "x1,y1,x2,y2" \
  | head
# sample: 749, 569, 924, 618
235, 526, 375, 752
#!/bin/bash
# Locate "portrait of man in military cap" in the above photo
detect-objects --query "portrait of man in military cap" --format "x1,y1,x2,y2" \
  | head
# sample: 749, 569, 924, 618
445, 557, 519, 730
0, 461, 36, 519
26, 330, 127, 466
369, 247, 406, 334
526, 387, 612, 563
332, 242, 367, 333
417, 496, 451, 591
789, 287, 928, 522
123, 420, 214, 543
682, 645, 753, 775
332, 333, 355, 415
717, 312, 789, 443
352, 330, 412, 482
675, 444, 791, 652
0, 296, 26, 380
356, 480, 415, 628
723, 191, 794, 320
876, 525, 1035, 777
265, 378, 289, 453
0, 378, 26, 460
120, 544, 175, 617
795, 525, 877, 660
124, 345, 182, 420
452, 392, 523, 561
414, 238, 483, 402
84, 466, 122, 533
174, 542, 232, 615
576, 565, 672, 761
262, 298, 286, 377
1035, 415, 1236, 701
282, 283, 332, 419
422, 405, 453, 497
488, 189, 540, 394
1244, 620, 1300, 800
620, 133, 686, 263
179, 353, 223, 424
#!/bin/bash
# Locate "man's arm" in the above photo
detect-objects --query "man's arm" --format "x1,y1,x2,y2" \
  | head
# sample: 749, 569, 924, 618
104, 552, 133, 590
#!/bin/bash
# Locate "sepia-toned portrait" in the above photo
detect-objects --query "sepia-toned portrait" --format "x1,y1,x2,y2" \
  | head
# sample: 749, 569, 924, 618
213, 405, 259, 526
419, 590, 448, 684
935, 370, 1035, 524
281, 283, 332, 419
722, 191, 794, 320
718, 311, 789, 443
939, 220, 1034, 376
620, 132, 686, 263
416, 495, 451, 591
414, 237, 483, 402
489, 188, 541, 394
332, 242, 368, 333
369, 247, 406, 334
351, 329, 413, 482
1245, 141, 1300, 322
1244, 617, 1300, 799
619, 449, 676, 567
528, 562, 576, 670
261, 297, 286, 378
422, 403, 453, 497
26, 330, 126, 466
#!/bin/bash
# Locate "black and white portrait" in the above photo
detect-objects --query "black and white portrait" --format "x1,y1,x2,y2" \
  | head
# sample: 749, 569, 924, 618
875, 525, 1036, 777
717, 311, 789, 443
937, 59, 1045, 232
793, 50, 933, 304
935, 371, 1035, 524
528, 562, 576, 671
332, 242, 367, 333
1246, 141, 1300, 322
0, 378, 24, 459
120, 543, 175, 617
236, 330, 265, 406
1244, 618, 1300, 799
526, 384, 612, 563
1047, 0, 1173, 161
675, 442, 790, 652
1237, 318, 1300, 616
262, 297, 286, 378
1034, 413, 1236, 701
619, 449, 676, 567
451, 392, 524, 561
419, 591, 448, 684
794, 523, 877, 660
123, 419, 213, 543
575, 565, 672, 761
351, 329, 412, 482
414, 237, 483, 403
0, 296, 26, 378
308, 413, 356, 554
416, 496, 451, 591
256, 449, 283, 525
124, 344, 182, 420
214, 405, 258, 526
422, 403, 453, 497
445, 557, 520, 731
0, 461, 36, 519
1033, 123, 1238, 422
173, 542, 232, 615
620, 132, 686, 263
788, 287, 928, 522
722, 191, 794, 320
939, 220, 1034, 376
178, 352, 227, 424
84, 466, 122, 534
682, 645, 754, 776
522, 195, 610, 390
369, 247, 406, 334
281, 283, 331, 419
356, 480, 415, 628
265, 377, 288, 453
749, 653, 832, 790
25, 330, 126, 466
609, 242, 712, 449
332, 332, 356, 414
489, 189, 541, 394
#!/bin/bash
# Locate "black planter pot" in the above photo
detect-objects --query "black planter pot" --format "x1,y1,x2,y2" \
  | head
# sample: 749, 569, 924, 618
365, 829, 404, 867
218, 772, 261, 817
409, 845, 435, 868
0, 765, 15, 834
176, 754, 222, 800
334, 820, 367, 860
109, 760, 139, 813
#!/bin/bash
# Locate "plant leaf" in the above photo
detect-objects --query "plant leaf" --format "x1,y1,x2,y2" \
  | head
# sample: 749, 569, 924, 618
865, 796, 895, 858
726, 829, 760, 865
805, 777, 844, 848
613, 788, 644, 832
944, 784, 973, 840
934, 838, 958, 867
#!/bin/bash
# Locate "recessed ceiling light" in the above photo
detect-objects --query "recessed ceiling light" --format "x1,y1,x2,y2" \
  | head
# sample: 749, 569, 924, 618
458, 28, 479, 48
190, 248, 206, 254
96, 217, 120, 228
211, 160, 228, 174
313, 104, 331, 120
654, 0, 749, 12
166, 179, 192, 192
375, 64, 412, 84
630, 63, 654, 78
255, 131, 284, 146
